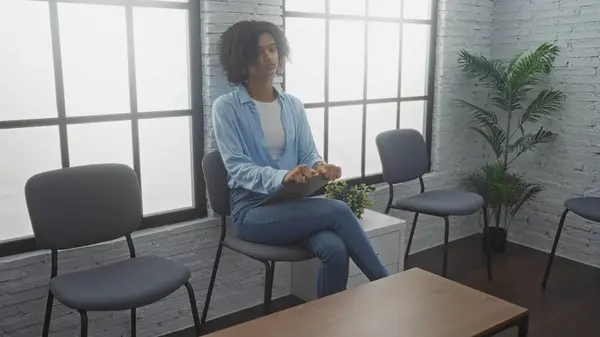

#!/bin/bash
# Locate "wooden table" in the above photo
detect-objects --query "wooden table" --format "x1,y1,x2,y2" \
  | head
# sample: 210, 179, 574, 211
204, 268, 529, 337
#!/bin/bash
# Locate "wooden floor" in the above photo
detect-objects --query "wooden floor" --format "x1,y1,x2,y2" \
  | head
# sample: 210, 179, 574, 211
164, 234, 600, 337
406, 234, 600, 337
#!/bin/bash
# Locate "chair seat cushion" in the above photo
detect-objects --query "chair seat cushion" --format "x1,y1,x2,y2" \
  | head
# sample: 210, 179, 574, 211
393, 190, 484, 216
565, 197, 600, 222
224, 235, 314, 262
50, 256, 190, 311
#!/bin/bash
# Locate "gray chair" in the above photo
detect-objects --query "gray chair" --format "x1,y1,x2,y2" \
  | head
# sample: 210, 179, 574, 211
201, 151, 314, 322
542, 197, 600, 289
376, 129, 493, 280
25, 164, 201, 337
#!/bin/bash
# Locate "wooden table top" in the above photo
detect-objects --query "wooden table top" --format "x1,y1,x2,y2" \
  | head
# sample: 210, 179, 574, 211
204, 268, 528, 337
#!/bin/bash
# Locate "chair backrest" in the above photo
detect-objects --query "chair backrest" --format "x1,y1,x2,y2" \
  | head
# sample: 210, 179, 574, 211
25, 163, 142, 250
202, 151, 230, 217
376, 129, 429, 184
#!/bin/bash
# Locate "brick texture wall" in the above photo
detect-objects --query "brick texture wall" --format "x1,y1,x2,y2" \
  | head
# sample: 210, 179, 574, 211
491, 0, 600, 267
0, 221, 292, 337
0, 0, 495, 336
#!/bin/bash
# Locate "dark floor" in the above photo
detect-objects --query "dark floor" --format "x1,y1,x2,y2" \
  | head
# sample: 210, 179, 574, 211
165, 234, 600, 337
405, 235, 600, 337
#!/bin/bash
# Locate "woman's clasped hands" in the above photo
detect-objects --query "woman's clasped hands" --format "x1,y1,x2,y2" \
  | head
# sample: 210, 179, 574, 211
283, 163, 342, 185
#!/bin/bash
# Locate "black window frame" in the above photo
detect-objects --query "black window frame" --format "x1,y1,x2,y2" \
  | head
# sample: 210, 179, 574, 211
0, 0, 206, 257
283, 0, 438, 187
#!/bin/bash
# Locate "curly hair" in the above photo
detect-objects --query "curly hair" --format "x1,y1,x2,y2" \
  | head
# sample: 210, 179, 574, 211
218, 20, 290, 85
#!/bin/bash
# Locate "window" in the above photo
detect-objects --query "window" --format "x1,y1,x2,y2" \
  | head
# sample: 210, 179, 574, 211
284, 0, 437, 181
0, 0, 204, 255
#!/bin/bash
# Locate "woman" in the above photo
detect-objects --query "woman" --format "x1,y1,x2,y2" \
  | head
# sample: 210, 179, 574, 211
212, 20, 388, 297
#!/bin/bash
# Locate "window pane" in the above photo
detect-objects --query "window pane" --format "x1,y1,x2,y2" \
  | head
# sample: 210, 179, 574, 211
0, 127, 61, 241
68, 121, 133, 168
330, 0, 365, 15
404, 0, 431, 20
139, 117, 193, 214
367, 22, 400, 99
401, 24, 430, 97
305, 108, 325, 157
400, 100, 426, 135
365, 103, 396, 175
329, 20, 365, 102
59, 4, 130, 116
368, 0, 402, 18
285, 18, 325, 104
0, 1, 57, 121
329, 105, 362, 179
285, 0, 325, 13
134, 8, 190, 112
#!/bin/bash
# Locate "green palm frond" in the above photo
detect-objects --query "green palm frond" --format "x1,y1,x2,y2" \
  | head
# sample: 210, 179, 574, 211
490, 91, 514, 112
519, 89, 564, 128
508, 127, 556, 164
512, 87, 533, 107
470, 125, 506, 159
455, 100, 498, 127
506, 181, 544, 229
507, 51, 524, 73
457, 50, 507, 89
507, 43, 560, 91
464, 163, 503, 206
464, 163, 544, 229
509, 183, 544, 218
489, 87, 522, 113
490, 94, 508, 111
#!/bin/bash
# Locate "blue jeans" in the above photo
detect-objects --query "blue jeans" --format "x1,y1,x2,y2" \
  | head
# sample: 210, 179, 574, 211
234, 198, 389, 297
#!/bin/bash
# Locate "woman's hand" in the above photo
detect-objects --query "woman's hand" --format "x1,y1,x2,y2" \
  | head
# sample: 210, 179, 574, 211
283, 165, 318, 184
316, 163, 342, 181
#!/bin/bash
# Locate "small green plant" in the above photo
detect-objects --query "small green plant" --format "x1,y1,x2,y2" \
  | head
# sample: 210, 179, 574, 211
325, 181, 375, 219
465, 162, 544, 229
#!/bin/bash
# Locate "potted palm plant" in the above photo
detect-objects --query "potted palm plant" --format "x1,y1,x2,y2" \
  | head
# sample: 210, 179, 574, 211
457, 43, 565, 253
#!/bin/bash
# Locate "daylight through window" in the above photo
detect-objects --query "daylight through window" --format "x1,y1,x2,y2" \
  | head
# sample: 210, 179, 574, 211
284, 0, 436, 180
0, 0, 203, 244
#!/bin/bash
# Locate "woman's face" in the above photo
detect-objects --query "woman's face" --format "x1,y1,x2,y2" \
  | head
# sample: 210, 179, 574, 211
248, 33, 279, 81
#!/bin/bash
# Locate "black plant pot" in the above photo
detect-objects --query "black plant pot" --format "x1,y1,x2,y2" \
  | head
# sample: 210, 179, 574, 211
482, 227, 507, 254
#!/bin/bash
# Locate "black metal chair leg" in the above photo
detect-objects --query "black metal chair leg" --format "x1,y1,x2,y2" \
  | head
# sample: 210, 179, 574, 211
131, 308, 136, 337
442, 216, 450, 277
79, 310, 88, 337
42, 290, 54, 337
263, 261, 275, 315
405, 213, 419, 260
542, 208, 569, 290
384, 184, 394, 215
201, 242, 224, 323
483, 206, 493, 281
269, 262, 275, 304
185, 281, 202, 336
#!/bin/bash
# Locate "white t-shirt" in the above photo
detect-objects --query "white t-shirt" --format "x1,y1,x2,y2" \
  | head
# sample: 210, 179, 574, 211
253, 99, 285, 160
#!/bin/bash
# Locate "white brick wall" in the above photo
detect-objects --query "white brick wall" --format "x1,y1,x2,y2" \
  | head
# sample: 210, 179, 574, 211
0, 219, 292, 337
0, 0, 496, 336
490, 0, 600, 267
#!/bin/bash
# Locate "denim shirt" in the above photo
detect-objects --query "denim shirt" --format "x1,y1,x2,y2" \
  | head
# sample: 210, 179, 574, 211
212, 85, 322, 221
